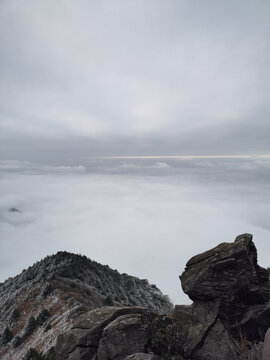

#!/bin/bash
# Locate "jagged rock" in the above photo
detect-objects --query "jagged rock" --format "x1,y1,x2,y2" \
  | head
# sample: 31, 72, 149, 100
54, 306, 169, 360
54, 307, 147, 359
192, 320, 238, 360
169, 303, 238, 359
97, 312, 156, 359
180, 233, 269, 303
229, 303, 270, 340
171, 302, 219, 356
175, 233, 270, 359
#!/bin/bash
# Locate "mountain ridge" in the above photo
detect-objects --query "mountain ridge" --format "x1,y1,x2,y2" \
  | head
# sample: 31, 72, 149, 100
0, 251, 173, 359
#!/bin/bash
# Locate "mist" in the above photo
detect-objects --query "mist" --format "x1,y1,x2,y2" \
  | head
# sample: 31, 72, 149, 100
1, 157, 269, 304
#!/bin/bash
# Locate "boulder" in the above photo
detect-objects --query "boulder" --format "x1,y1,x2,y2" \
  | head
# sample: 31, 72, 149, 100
175, 233, 270, 359
191, 320, 238, 360
180, 233, 269, 303
170, 304, 239, 359
97, 312, 155, 360
54, 306, 170, 360
171, 302, 218, 356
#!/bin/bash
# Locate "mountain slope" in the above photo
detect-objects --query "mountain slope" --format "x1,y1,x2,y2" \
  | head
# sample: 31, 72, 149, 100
0, 251, 173, 359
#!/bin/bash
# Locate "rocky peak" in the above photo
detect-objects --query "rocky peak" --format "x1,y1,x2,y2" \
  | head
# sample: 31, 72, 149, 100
173, 233, 270, 359
180, 233, 269, 304
0, 252, 172, 360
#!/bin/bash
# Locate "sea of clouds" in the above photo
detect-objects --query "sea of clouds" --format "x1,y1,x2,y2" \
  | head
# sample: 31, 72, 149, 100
0, 157, 269, 304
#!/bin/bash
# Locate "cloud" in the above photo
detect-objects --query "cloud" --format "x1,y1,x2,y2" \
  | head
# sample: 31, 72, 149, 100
119, 163, 138, 169
0, 158, 269, 304
0, 0, 269, 156
1, 114, 270, 161
152, 162, 170, 169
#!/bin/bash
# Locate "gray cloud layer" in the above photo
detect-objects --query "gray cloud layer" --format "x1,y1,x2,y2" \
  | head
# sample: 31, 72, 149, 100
1, 0, 270, 158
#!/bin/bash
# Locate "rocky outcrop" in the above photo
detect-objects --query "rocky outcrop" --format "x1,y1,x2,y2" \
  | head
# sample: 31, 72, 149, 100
54, 306, 169, 360
51, 234, 270, 360
173, 233, 270, 359
0, 234, 269, 360
180, 233, 269, 304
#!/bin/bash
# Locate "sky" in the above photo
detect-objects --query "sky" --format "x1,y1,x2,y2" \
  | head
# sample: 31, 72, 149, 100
0, 1, 270, 304
0, 0, 270, 158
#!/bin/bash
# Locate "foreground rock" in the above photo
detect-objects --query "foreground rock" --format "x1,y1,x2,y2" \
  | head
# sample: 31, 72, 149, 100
47, 234, 270, 359
54, 306, 169, 360
174, 233, 270, 359
0, 234, 269, 359
180, 233, 269, 304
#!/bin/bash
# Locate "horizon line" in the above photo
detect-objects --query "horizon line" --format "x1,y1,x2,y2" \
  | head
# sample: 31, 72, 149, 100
93, 154, 270, 159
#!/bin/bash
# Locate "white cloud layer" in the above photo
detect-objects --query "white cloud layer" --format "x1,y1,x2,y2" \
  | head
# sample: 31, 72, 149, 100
1, 158, 269, 304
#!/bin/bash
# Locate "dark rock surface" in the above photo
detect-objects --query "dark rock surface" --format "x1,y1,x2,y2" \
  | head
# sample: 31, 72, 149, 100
180, 233, 269, 303
171, 302, 219, 356
191, 319, 238, 360
174, 233, 270, 359
54, 306, 170, 360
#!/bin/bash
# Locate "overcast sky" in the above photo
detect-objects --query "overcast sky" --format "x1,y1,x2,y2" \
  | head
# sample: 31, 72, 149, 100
1, 0, 270, 159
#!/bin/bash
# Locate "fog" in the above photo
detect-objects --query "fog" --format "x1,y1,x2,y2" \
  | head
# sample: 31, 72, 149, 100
1, 157, 269, 304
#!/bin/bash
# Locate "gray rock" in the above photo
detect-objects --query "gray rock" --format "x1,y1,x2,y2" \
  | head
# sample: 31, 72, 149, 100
237, 303, 270, 340
180, 233, 269, 303
97, 313, 153, 360
175, 233, 270, 359
171, 302, 218, 356
192, 320, 238, 360
54, 306, 163, 360
124, 354, 163, 360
